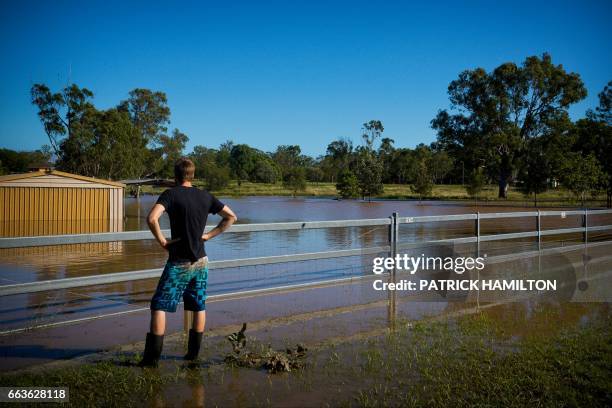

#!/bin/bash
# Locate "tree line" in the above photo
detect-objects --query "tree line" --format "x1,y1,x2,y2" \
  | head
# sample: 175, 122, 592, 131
0, 53, 609, 206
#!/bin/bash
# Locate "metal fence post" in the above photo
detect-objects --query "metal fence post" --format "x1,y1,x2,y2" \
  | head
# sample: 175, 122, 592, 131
389, 212, 399, 275
475, 212, 480, 257
393, 212, 399, 266
388, 215, 394, 258
389, 213, 398, 276
583, 208, 588, 244
537, 209, 541, 251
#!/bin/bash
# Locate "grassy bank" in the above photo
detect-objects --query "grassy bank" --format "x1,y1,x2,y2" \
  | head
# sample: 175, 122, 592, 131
344, 313, 612, 407
136, 181, 607, 207
1, 309, 609, 407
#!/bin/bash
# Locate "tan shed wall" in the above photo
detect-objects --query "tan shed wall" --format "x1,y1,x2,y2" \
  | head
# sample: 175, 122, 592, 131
0, 179, 124, 236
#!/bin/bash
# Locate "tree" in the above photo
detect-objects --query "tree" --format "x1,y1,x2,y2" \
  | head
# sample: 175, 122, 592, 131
0, 148, 51, 174
430, 149, 454, 184
432, 53, 587, 198
203, 163, 230, 191
189, 145, 231, 190
217, 140, 234, 168
229, 144, 256, 185
588, 81, 611, 125
92, 108, 147, 179
118, 88, 170, 146
30, 83, 172, 179
156, 129, 189, 178
325, 138, 353, 181
355, 149, 384, 200
378, 137, 396, 183
561, 153, 604, 207
283, 167, 307, 197
361, 120, 384, 150
229, 144, 281, 184
190, 145, 218, 178
31, 83, 94, 155
54, 107, 146, 179
410, 160, 433, 199
306, 164, 324, 183
517, 139, 550, 206
389, 148, 414, 184
582, 81, 612, 207
273, 145, 303, 178
466, 167, 485, 200
253, 159, 280, 183
54, 103, 99, 176
336, 170, 359, 198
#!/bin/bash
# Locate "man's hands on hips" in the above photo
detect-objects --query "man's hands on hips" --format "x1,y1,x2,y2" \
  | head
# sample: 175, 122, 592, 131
148, 204, 171, 251
159, 237, 169, 251
202, 205, 237, 242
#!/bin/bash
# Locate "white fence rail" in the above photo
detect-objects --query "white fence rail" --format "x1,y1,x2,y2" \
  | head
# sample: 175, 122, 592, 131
1, 209, 612, 297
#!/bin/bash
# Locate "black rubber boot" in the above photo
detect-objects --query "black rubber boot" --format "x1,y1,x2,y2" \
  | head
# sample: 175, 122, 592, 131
184, 329, 203, 361
138, 332, 164, 367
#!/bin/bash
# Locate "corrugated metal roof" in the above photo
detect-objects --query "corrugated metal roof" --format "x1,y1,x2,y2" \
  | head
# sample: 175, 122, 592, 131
0, 170, 125, 188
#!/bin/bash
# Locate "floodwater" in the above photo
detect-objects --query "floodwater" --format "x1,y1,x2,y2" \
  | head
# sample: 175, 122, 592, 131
152, 299, 611, 408
0, 196, 610, 339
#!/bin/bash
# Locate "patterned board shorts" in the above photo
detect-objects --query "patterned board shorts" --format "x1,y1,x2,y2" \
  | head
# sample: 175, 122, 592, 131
150, 256, 209, 313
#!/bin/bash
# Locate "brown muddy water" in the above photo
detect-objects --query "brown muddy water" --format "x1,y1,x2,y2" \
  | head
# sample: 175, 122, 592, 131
0, 196, 610, 355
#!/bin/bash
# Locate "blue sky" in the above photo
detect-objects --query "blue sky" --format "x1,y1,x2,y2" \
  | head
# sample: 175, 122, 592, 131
1, 0, 610, 157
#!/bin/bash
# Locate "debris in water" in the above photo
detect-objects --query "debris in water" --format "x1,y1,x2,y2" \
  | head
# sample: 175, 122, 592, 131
223, 323, 308, 373
227, 322, 247, 353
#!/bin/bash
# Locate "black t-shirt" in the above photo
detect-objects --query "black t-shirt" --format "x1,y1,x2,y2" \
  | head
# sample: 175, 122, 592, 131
156, 186, 225, 262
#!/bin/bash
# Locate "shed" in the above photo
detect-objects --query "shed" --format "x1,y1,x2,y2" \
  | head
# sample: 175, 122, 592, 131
0, 169, 125, 236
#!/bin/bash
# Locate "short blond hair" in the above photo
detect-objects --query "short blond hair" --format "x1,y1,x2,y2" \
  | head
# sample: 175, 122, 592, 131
174, 157, 195, 183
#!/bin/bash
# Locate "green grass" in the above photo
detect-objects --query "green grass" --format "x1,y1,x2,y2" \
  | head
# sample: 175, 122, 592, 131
135, 180, 607, 207
342, 313, 612, 407
0, 357, 168, 407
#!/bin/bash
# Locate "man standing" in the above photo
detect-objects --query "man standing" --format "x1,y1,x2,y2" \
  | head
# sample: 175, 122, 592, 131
139, 158, 237, 367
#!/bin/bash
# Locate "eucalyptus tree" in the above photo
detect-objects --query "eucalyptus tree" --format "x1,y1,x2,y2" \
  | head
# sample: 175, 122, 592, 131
518, 138, 551, 206
561, 153, 605, 207
353, 120, 385, 200
153, 129, 190, 178
410, 159, 433, 200
283, 167, 307, 197
118, 88, 170, 146
577, 81, 612, 206
31, 83, 94, 155
361, 120, 384, 150
325, 138, 353, 181
336, 170, 359, 198
588, 81, 611, 125
432, 53, 587, 198
378, 137, 396, 183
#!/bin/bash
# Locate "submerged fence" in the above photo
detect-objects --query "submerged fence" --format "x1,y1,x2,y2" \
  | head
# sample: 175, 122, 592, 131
1, 209, 612, 298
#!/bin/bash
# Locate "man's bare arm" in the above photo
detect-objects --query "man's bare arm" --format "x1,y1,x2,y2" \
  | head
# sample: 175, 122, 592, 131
202, 205, 237, 241
147, 204, 168, 250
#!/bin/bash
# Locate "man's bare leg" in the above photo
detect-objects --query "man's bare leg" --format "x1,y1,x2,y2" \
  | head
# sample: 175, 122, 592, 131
192, 311, 206, 332
150, 310, 166, 335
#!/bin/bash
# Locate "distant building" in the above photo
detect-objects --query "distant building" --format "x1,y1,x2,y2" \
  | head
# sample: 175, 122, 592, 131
27, 163, 54, 172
